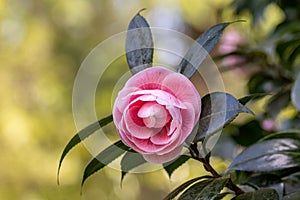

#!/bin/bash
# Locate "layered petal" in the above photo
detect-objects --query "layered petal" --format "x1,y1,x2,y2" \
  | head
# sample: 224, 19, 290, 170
112, 66, 201, 164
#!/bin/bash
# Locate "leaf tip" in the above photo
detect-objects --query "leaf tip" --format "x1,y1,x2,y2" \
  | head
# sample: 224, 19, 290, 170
80, 177, 86, 195
56, 168, 61, 185
56, 157, 64, 185
137, 8, 147, 15
233, 19, 247, 24
243, 106, 255, 115
120, 171, 126, 187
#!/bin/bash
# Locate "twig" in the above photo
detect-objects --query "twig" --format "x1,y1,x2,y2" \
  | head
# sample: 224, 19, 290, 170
190, 143, 244, 195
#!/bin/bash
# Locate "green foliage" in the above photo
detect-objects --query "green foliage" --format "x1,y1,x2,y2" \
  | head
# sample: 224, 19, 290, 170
230, 120, 265, 147
57, 115, 113, 183
163, 155, 190, 178
194, 92, 253, 142
121, 151, 146, 182
232, 188, 279, 200
81, 140, 130, 190
228, 132, 300, 172
163, 176, 213, 200
178, 21, 243, 78
126, 9, 153, 74
238, 93, 270, 105
178, 177, 229, 200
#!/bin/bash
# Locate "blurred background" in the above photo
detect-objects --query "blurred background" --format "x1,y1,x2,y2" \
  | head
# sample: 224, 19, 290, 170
0, 0, 295, 199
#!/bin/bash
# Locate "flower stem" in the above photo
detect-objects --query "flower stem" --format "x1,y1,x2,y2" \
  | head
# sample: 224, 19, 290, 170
190, 143, 244, 195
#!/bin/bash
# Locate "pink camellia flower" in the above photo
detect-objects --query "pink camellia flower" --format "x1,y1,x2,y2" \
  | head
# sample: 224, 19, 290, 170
113, 66, 201, 163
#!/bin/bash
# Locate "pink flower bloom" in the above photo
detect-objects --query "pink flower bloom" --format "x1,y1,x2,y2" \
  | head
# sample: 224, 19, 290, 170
113, 67, 201, 163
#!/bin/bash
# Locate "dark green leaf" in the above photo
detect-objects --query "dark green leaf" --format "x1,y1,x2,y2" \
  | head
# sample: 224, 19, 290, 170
126, 9, 153, 74
238, 93, 269, 105
121, 151, 146, 182
57, 115, 113, 184
272, 22, 300, 39
228, 135, 300, 172
232, 120, 265, 147
292, 72, 300, 112
163, 155, 190, 178
232, 188, 279, 200
288, 44, 300, 66
246, 174, 282, 188
163, 176, 213, 200
178, 21, 242, 78
194, 92, 253, 142
283, 190, 300, 200
276, 38, 300, 67
259, 131, 300, 142
178, 177, 229, 200
267, 88, 291, 119
81, 140, 130, 190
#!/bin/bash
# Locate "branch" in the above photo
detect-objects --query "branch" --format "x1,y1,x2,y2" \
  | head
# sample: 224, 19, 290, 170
190, 143, 244, 195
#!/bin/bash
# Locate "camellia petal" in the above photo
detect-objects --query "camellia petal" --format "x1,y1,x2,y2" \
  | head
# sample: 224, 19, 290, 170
143, 145, 183, 164
113, 66, 201, 163
162, 72, 201, 115
125, 66, 174, 90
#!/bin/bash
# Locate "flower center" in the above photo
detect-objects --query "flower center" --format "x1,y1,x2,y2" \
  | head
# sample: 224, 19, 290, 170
137, 102, 170, 128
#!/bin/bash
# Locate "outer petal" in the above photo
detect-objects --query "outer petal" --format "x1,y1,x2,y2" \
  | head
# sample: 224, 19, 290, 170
125, 66, 174, 90
114, 86, 139, 112
179, 103, 197, 140
142, 145, 183, 164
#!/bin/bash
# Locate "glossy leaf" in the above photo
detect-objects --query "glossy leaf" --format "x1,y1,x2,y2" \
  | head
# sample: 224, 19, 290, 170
194, 92, 253, 142
232, 188, 279, 200
126, 9, 153, 74
228, 134, 300, 172
57, 115, 113, 184
163, 155, 190, 178
163, 176, 213, 200
81, 140, 130, 189
238, 93, 269, 105
178, 21, 241, 78
292, 72, 300, 112
178, 177, 229, 200
121, 151, 146, 182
